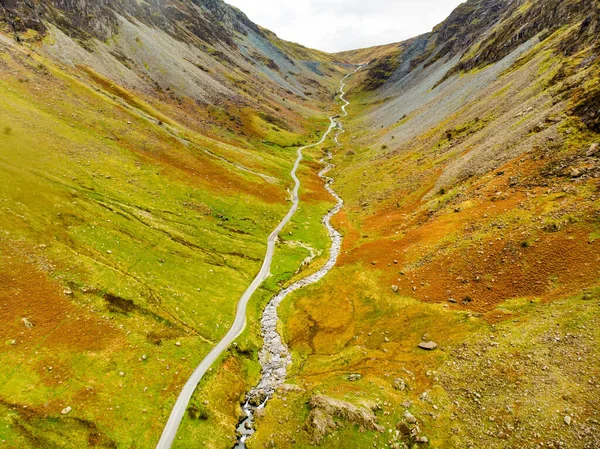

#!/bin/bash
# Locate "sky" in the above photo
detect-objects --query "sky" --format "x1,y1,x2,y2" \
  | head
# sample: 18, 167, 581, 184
225, 0, 465, 53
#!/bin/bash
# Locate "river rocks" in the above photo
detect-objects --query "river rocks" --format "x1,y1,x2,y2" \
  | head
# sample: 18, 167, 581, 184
419, 341, 438, 350
239, 102, 349, 446
61, 406, 72, 415
248, 390, 268, 407
392, 285, 399, 293
564, 415, 572, 425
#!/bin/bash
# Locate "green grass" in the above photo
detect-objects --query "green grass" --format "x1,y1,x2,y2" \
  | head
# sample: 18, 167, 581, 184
0, 42, 340, 448
172, 113, 340, 449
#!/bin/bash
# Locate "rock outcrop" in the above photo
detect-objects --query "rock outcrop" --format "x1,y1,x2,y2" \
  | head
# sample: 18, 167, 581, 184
306, 395, 385, 443
0, 0, 260, 44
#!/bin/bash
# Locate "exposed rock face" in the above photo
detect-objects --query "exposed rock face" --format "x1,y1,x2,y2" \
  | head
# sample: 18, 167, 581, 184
361, 0, 600, 91
0, 0, 46, 36
422, 0, 512, 69
1, 0, 340, 127
0, 0, 260, 45
306, 395, 385, 443
573, 86, 600, 132
449, 0, 600, 75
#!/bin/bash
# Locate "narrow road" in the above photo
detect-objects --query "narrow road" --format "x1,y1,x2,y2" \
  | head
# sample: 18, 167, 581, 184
234, 64, 364, 448
155, 101, 340, 449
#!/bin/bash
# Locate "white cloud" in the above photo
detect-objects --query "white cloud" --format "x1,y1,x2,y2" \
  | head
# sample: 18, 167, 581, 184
225, 0, 465, 52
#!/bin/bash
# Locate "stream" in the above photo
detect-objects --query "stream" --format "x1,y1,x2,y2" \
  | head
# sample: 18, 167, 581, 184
234, 65, 363, 449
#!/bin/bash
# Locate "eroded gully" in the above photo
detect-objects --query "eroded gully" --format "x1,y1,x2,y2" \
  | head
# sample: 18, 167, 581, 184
234, 65, 363, 448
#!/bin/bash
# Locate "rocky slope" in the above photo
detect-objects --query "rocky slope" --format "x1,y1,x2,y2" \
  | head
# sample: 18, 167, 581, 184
246, 1, 600, 448
1, 0, 343, 135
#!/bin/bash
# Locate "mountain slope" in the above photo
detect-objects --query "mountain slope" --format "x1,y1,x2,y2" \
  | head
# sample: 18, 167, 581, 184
1, 0, 344, 140
0, 1, 350, 448
2, 0, 599, 448
248, 1, 600, 448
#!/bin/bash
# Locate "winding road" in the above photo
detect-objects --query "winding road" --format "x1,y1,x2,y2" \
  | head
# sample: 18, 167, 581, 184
155, 78, 347, 449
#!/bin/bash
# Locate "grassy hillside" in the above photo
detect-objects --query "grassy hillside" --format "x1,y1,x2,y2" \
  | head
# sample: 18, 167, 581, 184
250, 1, 600, 448
0, 1, 348, 445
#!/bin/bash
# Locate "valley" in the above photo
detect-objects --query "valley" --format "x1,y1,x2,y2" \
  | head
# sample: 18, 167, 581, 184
0, 1, 599, 449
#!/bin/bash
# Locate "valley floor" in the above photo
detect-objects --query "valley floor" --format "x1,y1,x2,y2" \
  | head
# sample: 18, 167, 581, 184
1, 1, 600, 448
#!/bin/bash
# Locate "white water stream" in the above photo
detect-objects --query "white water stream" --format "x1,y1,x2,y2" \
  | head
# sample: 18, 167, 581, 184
234, 65, 363, 448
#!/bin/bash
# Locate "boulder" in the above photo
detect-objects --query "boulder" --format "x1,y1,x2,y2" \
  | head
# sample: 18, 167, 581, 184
401, 400, 413, 409
404, 410, 417, 424
347, 373, 362, 382
419, 341, 438, 350
307, 395, 384, 443
393, 378, 406, 391
396, 421, 411, 436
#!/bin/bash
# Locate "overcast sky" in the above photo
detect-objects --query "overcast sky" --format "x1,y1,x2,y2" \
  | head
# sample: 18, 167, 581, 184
225, 0, 465, 53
